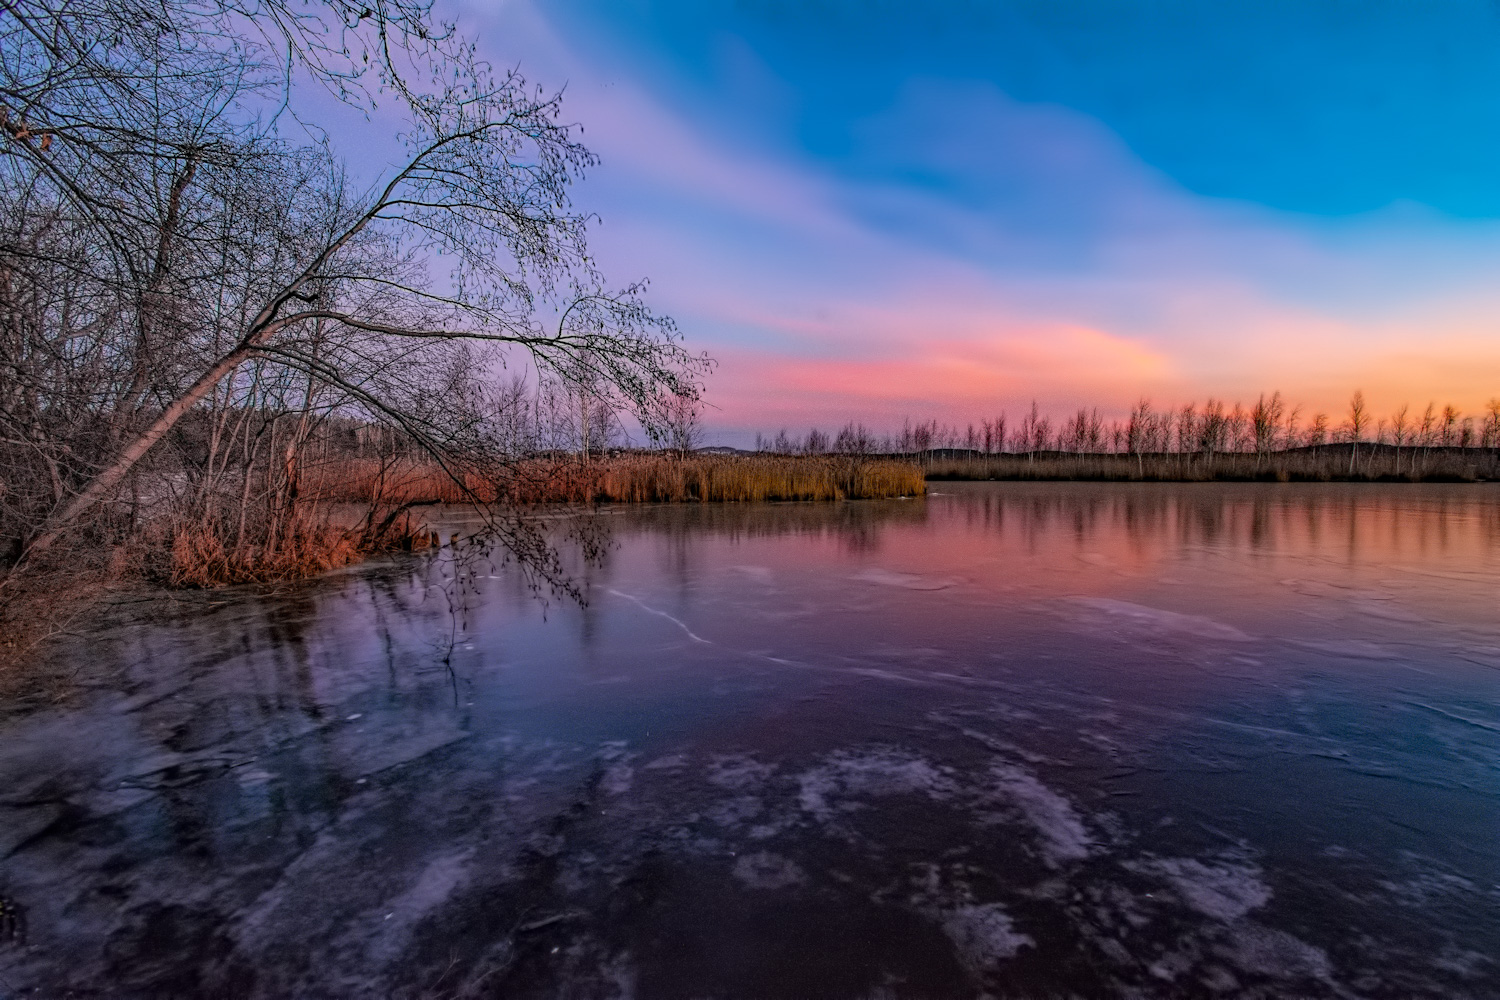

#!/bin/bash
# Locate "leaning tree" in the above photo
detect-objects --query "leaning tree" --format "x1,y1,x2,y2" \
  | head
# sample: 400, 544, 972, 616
0, 0, 709, 576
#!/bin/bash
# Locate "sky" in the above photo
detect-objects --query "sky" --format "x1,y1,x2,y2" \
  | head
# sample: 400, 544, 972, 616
443, 0, 1500, 445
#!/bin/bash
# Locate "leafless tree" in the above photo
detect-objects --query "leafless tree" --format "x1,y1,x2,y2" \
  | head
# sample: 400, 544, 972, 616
1307, 413, 1329, 451
1126, 399, 1152, 474
0, 0, 708, 597
1014, 401, 1050, 461
1197, 400, 1227, 455
1345, 390, 1368, 473
1251, 391, 1283, 464
833, 421, 875, 456
1282, 403, 1302, 451
1440, 404, 1459, 447
911, 421, 934, 455
650, 391, 701, 458
1390, 403, 1410, 475
1175, 403, 1196, 459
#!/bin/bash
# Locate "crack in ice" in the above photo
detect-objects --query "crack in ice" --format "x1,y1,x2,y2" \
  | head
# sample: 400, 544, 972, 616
607, 589, 710, 644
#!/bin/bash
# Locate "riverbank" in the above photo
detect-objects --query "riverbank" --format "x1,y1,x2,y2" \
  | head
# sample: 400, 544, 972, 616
8, 445, 1492, 693
0, 455, 925, 690
919, 443, 1498, 482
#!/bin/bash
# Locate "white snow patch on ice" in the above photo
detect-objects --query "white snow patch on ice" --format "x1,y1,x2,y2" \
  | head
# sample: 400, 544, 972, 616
706, 754, 775, 791
942, 903, 1033, 970
853, 569, 962, 591
987, 763, 1092, 867
1130, 857, 1271, 921
727, 565, 774, 584
1218, 923, 1332, 980
602, 763, 634, 796
1067, 597, 1251, 642
797, 750, 958, 821
732, 851, 805, 890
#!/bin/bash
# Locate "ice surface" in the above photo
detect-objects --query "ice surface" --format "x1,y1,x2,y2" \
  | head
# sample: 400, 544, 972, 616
941, 903, 1033, 970
985, 763, 1092, 867
732, 851, 805, 890
852, 569, 963, 591
1067, 597, 1252, 641
1128, 857, 1271, 921
3, 483, 1497, 998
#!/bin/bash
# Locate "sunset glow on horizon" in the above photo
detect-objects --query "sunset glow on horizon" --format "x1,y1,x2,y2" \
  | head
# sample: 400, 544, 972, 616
460, 0, 1500, 444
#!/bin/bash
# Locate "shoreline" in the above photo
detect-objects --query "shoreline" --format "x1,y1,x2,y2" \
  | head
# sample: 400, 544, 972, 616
912, 442, 1497, 484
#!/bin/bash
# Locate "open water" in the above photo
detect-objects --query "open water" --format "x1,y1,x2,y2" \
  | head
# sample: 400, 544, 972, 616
1, 483, 1498, 998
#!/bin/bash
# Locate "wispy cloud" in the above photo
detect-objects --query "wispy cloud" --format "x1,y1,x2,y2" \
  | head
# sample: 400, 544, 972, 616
461, 1, 1500, 443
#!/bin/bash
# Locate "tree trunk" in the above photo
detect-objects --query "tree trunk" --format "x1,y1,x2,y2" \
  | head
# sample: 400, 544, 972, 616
19, 341, 260, 563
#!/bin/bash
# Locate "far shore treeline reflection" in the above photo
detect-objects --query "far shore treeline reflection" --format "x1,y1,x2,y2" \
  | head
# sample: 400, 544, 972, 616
596, 482, 1500, 568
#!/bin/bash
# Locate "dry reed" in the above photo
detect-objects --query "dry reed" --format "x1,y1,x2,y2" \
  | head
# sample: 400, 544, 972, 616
311, 453, 927, 505
0, 454, 923, 665
582, 454, 925, 502
159, 509, 436, 588
125, 453, 926, 593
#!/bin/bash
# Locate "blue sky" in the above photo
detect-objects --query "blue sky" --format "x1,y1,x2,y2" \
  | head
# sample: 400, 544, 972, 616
547, 0, 1500, 216
450, 0, 1500, 442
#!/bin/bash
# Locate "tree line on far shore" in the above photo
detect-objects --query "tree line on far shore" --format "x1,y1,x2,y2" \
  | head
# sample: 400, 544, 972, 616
755, 392, 1500, 458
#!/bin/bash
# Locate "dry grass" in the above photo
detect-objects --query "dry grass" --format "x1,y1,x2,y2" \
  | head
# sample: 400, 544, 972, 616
582, 454, 925, 502
300, 457, 513, 505
0, 506, 436, 703
158, 509, 436, 588
310, 453, 927, 504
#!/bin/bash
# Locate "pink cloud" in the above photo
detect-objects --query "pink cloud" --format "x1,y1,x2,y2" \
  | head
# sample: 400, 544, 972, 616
464, 1, 1500, 443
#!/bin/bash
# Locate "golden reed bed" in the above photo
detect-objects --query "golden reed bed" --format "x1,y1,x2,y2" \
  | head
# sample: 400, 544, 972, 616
313, 454, 928, 505
2, 456, 926, 640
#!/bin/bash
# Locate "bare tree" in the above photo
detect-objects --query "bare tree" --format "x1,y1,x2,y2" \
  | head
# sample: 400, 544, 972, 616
1440, 405, 1460, 447
1307, 413, 1329, 451
1015, 401, 1045, 461
1390, 404, 1410, 475
1175, 403, 1196, 461
1419, 403, 1437, 450
1282, 403, 1302, 451
2, 1, 708, 579
650, 392, 701, 459
1251, 391, 1283, 465
911, 421, 934, 455
1197, 400, 1227, 455
834, 421, 874, 456
1346, 390, 1367, 474
1126, 399, 1152, 475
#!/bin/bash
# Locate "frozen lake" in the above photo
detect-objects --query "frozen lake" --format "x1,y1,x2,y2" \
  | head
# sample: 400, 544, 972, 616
2, 483, 1498, 998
